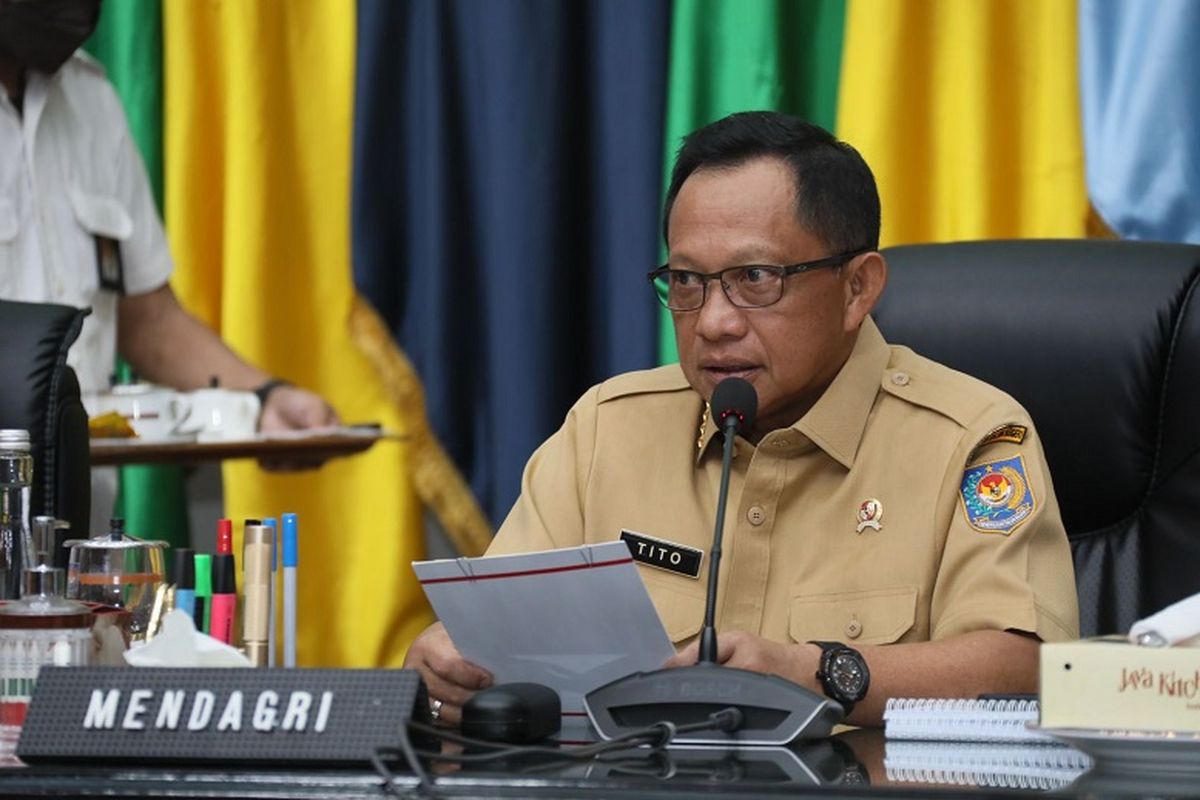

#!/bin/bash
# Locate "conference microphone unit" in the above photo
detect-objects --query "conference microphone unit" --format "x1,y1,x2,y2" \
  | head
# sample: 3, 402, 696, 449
585, 377, 842, 746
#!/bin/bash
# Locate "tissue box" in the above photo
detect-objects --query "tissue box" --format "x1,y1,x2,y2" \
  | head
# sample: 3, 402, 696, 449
1040, 638, 1200, 733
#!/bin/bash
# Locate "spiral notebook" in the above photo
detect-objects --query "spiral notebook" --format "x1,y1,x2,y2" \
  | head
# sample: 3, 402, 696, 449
884, 697, 1049, 743
885, 741, 1092, 791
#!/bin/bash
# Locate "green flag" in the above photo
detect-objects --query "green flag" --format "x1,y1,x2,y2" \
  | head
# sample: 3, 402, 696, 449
659, 0, 847, 363
86, 1, 190, 547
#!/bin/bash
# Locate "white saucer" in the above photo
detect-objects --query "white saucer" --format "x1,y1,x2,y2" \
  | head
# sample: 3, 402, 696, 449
1033, 726, 1200, 772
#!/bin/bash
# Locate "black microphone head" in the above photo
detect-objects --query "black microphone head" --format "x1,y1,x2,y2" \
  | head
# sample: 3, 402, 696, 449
711, 377, 758, 434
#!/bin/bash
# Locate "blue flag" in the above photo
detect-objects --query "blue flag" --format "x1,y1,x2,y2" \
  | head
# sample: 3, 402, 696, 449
1079, 0, 1200, 243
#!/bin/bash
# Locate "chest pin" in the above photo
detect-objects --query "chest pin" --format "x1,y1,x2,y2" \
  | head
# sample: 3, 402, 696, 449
856, 498, 883, 533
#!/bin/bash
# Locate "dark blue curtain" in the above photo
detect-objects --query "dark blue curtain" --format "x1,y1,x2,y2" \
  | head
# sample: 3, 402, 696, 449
353, 0, 670, 523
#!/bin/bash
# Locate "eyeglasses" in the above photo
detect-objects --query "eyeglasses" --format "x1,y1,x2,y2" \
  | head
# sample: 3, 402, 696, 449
647, 248, 870, 311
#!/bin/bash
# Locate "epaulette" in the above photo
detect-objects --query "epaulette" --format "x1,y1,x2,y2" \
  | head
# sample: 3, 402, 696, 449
597, 364, 692, 404
879, 346, 1019, 430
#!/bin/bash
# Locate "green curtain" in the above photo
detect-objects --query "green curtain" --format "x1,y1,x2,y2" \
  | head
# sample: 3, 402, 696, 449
658, 0, 847, 363
85, 0, 189, 547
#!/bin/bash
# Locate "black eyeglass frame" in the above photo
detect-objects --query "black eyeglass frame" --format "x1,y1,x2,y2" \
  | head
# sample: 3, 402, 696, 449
647, 247, 872, 311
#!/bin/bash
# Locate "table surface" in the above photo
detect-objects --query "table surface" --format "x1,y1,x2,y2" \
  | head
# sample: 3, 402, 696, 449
3, 727, 1198, 800
89, 427, 392, 466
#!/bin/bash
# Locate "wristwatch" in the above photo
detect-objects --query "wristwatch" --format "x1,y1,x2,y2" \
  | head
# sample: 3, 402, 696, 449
810, 641, 870, 716
253, 378, 291, 411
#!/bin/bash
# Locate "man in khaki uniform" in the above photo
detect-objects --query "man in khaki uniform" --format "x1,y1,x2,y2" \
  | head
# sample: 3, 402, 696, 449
406, 111, 1080, 727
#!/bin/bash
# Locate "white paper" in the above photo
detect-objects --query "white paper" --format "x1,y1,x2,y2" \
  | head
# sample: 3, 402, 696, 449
1128, 591, 1200, 647
123, 610, 251, 668
414, 541, 675, 712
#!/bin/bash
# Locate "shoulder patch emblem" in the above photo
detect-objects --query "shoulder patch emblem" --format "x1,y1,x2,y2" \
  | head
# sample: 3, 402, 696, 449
960, 455, 1036, 535
977, 423, 1028, 449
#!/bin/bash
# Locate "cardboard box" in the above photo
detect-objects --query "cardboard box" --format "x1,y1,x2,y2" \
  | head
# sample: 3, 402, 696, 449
1039, 638, 1200, 732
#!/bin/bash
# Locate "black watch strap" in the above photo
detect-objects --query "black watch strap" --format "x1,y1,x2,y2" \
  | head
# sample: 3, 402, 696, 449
253, 378, 291, 411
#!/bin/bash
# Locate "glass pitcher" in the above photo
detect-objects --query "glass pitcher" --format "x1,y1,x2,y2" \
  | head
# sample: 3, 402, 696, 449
64, 519, 167, 642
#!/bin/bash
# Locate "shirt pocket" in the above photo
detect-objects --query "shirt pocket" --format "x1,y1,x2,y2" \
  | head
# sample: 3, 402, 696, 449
68, 187, 133, 240
641, 573, 706, 644
788, 586, 918, 646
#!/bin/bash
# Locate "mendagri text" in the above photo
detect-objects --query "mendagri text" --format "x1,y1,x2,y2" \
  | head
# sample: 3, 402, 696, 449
82, 689, 334, 733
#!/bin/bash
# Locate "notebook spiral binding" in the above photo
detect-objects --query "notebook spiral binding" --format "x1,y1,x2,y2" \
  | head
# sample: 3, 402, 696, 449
883, 697, 1045, 743
885, 741, 1093, 790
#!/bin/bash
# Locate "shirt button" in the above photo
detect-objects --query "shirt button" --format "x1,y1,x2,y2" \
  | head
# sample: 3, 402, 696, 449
846, 618, 863, 639
891, 371, 910, 386
747, 506, 767, 526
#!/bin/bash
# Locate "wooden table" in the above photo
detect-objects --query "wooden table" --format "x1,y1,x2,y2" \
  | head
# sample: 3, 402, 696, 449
90, 427, 392, 466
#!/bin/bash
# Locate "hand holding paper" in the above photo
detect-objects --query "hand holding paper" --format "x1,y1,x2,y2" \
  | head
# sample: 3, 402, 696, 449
413, 542, 674, 713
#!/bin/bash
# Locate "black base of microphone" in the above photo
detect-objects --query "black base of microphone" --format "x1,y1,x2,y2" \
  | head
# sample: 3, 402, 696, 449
583, 664, 843, 746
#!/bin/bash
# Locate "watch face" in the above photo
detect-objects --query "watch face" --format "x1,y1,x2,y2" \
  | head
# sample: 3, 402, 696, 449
841, 766, 870, 786
829, 651, 867, 699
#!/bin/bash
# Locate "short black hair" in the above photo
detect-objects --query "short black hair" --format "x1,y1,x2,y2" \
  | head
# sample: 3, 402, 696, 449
663, 111, 881, 253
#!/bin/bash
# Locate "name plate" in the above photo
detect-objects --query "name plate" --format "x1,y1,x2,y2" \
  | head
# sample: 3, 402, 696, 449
17, 667, 429, 766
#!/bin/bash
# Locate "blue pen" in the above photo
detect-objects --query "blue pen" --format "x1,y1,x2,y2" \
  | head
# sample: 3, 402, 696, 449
282, 513, 299, 668
264, 517, 278, 668
171, 547, 196, 625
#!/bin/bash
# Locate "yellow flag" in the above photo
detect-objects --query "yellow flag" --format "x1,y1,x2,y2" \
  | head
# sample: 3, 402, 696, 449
163, 1, 433, 665
838, 0, 1089, 246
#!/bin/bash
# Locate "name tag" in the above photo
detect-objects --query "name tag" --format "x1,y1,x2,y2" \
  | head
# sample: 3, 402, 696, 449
620, 530, 703, 579
17, 667, 428, 766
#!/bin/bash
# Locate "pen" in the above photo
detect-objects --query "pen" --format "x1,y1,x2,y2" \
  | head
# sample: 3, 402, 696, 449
264, 517, 277, 667
194, 554, 212, 634
282, 512, 298, 668
172, 547, 196, 625
210, 518, 238, 645
242, 520, 273, 667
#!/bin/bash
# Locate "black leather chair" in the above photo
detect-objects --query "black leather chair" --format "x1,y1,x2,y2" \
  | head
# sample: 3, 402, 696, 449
0, 300, 91, 542
874, 240, 1200, 636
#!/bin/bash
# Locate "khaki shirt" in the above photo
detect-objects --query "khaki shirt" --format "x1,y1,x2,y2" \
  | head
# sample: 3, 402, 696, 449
488, 317, 1080, 648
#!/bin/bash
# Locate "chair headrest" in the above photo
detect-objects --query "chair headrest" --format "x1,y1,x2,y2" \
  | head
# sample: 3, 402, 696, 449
874, 239, 1200, 535
0, 299, 89, 481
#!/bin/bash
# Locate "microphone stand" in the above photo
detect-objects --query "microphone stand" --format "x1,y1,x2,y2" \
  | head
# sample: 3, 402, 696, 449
698, 413, 739, 664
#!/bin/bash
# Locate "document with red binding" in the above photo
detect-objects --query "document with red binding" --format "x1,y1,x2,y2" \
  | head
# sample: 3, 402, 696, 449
413, 541, 675, 713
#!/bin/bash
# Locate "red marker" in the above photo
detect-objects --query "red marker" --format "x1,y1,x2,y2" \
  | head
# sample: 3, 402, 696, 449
210, 518, 238, 644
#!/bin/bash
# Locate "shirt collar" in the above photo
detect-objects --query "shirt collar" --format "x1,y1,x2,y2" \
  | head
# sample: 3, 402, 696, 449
695, 316, 890, 468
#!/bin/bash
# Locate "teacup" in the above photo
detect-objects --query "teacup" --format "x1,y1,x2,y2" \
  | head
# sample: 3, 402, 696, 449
84, 385, 185, 440
173, 389, 261, 442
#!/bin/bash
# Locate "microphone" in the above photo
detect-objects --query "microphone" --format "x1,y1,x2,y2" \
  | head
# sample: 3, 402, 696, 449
584, 378, 843, 746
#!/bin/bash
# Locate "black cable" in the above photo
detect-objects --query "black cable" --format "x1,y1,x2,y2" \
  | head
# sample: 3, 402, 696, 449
371, 717, 438, 799
407, 707, 744, 766
370, 704, 745, 794
521, 751, 675, 779
369, 749, 403, 796
409, 723, 668, 764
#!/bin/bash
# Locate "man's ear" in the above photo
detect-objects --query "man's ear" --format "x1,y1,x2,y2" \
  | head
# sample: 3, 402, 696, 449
842, 251, 887, 333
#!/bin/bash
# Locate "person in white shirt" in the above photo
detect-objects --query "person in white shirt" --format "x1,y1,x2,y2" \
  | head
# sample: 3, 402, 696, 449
0, 0, 337, 530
